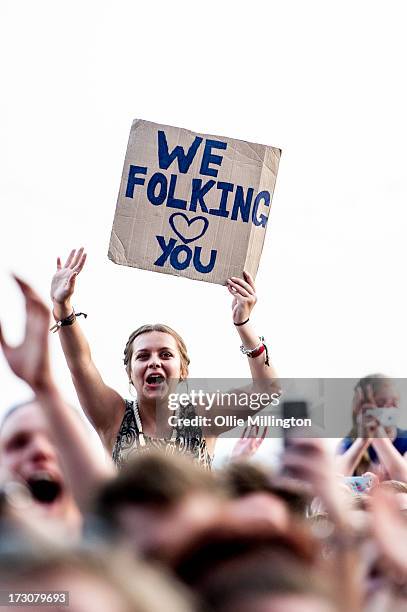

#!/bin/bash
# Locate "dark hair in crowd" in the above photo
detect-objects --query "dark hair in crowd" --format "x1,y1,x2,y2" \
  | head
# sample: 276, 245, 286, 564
95, 451, 219, 529
220, 461, 310, 516
171, 519, 334, 611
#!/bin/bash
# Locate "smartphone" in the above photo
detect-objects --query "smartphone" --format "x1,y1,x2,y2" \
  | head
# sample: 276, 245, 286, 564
365, 407, 398, 428
343, 476, 372, 494
281, 400, 309, 446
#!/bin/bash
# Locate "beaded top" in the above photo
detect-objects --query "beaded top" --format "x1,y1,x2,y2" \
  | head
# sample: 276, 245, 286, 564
112, 400, 212, 470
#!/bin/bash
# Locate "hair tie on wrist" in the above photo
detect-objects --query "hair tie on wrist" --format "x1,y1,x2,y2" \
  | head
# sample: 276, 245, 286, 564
50, 309, 87, 333
234, 318, 249, 327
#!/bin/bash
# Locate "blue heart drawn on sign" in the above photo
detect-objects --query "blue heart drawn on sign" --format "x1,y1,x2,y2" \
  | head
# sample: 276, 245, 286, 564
168, 213, 209, 244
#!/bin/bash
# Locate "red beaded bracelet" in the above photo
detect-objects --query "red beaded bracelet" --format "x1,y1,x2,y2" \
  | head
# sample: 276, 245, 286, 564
240, 337, 270, 366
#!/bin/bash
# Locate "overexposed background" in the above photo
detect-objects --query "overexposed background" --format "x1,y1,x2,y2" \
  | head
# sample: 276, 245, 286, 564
1, 1, 407, 462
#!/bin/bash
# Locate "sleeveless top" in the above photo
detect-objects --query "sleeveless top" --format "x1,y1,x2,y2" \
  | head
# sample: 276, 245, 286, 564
112, 400, 212, 470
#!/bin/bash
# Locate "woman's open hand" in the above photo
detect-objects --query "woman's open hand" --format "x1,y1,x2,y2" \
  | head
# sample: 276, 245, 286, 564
227, 271, 257, 325
231, 424, 268, 460
0, 276, 52, 391
51, 248, 87, 307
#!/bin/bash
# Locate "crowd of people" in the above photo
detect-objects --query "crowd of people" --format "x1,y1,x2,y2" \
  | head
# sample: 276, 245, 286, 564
0, 248, 407, 611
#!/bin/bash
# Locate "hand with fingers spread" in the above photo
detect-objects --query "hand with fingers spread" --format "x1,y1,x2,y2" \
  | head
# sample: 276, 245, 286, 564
0, 276, 52, 391
226, 271, 257, 325
51, 248, 87, 318
231, 424, 268, 460
0, 275, 114, 513
47, 246, 127, 451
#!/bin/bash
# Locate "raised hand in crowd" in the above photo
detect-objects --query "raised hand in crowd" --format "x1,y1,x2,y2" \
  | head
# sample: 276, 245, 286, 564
281, 436, 364, 611
49, 248, 125, 451
227, 270, 257, 325
196, 270, 281, 441
231, 424, 268, 460
51, 247, 87, 319
227, 270, 277, 381
0, 276, 52, 391
0, 276, 113, 513
281, 435, 350, 528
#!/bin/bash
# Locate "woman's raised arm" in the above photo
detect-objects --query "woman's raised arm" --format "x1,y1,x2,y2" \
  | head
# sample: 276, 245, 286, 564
199, 271, 280, 437
227, 271, 277, 382
51, 248, 124, 448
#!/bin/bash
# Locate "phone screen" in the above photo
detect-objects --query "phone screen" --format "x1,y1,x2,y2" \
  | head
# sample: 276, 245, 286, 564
343, 476, 372, 494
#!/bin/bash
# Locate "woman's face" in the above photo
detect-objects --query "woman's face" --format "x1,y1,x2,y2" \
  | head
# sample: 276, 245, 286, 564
130, 331, 183, 402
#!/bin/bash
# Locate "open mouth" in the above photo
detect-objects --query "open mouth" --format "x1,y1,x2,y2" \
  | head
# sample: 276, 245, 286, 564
27, 473, 63, 504
145, 374, 165, 385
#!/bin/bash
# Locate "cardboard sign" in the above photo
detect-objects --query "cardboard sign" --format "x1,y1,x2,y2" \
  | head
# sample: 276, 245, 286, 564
108, 120, 281, 284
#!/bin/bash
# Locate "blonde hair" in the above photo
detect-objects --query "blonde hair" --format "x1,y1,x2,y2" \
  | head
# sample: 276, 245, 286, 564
124, 324, 190, 382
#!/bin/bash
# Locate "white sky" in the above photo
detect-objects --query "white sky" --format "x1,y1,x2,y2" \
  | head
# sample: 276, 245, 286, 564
1, 1, 407, 461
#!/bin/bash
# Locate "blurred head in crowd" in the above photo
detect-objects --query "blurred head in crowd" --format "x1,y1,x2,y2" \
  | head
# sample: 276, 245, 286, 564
0, 400, 80, 533
0, 548, 191, 612
198, 559, 337, 612
96, 451, 221, 560
378, 480, 407, 514
172, 519, 337, 612
220, 460, 310, 518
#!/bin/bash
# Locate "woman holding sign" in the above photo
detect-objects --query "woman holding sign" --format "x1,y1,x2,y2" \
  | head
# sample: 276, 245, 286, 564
50, 248, 277, 469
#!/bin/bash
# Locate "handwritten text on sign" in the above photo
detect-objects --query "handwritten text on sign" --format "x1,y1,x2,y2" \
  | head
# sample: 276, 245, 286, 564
109, 120, 281, 284
124, 131, 271, 274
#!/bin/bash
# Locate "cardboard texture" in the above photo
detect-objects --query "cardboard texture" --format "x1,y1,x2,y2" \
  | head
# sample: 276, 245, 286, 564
108, 120, 281, 285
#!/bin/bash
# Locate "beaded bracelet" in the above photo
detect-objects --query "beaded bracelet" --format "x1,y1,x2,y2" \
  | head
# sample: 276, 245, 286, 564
240, 336, 270, 366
